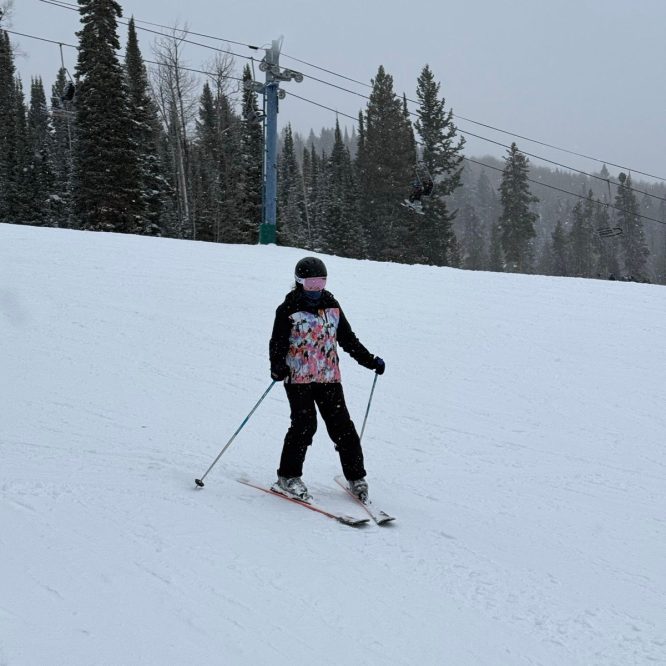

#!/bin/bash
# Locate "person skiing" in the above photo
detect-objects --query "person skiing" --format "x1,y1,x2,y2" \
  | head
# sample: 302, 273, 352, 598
269, 256, 385, 502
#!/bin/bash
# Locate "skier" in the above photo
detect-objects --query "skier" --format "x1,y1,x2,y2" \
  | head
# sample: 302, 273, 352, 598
269, 256, 385, 502
404, 173, 433, 213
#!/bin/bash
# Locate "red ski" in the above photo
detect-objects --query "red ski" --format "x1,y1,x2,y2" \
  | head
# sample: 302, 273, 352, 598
334, 476, 396, 525
238, 478, 369, 527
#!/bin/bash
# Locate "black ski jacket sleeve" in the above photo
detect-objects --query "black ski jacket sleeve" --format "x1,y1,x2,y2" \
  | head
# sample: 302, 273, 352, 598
269, 301, 292, 375
335, 306, 377, 370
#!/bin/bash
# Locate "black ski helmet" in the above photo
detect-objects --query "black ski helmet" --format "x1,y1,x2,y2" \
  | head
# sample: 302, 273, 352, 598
295, 256, 327, 279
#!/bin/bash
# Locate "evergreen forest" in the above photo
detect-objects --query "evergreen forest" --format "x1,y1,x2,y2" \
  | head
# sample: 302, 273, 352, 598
2, 1, 665, 284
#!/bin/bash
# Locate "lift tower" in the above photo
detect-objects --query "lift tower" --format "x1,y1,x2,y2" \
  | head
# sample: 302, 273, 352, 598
255, 37, 303, 244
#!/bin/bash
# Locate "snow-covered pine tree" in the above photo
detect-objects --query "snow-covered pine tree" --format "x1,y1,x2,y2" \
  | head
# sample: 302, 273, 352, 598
657, 199, 666, 284
237, 64, 262, 244
488, 221, 504, 272
125, 17, 167, 235
11, 78, 32, 223
321, 119, 365, 257
26, 77, 55, 226
459, 204, 486, 270
0, 28, 19, 223
356, 66, 415, 261
498, 143, 538, 273
414, 64, 465, 265
208, 54, 245, 244
301, 143, 324, 249
192, 81, 221, 242
568, 192, 596, 277
594, 198, 620, 279
550, 220, 568, 276
277, 124, 308, 248
475, 170, 500, 267
615, 173, 649, 280
73, 0, 143, 232
50, 68, 75, 228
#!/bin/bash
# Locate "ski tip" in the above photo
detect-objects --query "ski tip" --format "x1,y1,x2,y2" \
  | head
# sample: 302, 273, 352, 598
376, 515, 396, 525
338, 516, 371, 527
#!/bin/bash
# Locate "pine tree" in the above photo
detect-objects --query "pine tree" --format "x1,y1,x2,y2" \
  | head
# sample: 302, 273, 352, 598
320, 119, 364, 257
25, 77, 55, 225
459, 204, 486, 270
237, 64, 262, 244
615, 172, 649, 279
550, 220, 568, 276
414, 64, 465, 265
488, 221, 504, 272
125, 18, 167, 234
498, 143, 538, 273
0, 29, 20, 222
657, 199, 666, 284
568, 191, 595, 277
50, 68, 75, 227
212, 63, 245, 244
11, 78, 32, 222
73, 0, 143, 232
594, 199, 620, 279
277, 124, 308, 248
192, 81, 220, 242
356, 66, 416, 261
301, 143, 323, 249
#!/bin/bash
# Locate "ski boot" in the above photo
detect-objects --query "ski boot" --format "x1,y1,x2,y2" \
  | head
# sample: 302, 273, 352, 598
348, 477, 369, 502
273, 476, 312, 502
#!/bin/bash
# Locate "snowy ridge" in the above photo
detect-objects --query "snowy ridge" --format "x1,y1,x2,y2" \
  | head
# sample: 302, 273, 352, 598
1, 223, 665, 665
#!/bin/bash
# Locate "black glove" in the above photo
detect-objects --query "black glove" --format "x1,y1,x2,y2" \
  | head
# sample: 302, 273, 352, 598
373, 356, 385, 375
271, 364, 290, 381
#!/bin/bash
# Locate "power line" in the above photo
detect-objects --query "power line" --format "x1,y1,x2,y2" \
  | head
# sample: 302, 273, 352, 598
38, 0, 265, 50
3, 28, 77, 49
286, 90, 666, 228
462, 157, 666, 227
6, 26, 663, 227
4, 28, 245, 83
9, 24, 665, 225
281, 54, 666, 184
287, 92, 357, 122
36, 0, 666, 184
297, 72, 666, 205
291, 74, 666, 203
36, 0, 257, 63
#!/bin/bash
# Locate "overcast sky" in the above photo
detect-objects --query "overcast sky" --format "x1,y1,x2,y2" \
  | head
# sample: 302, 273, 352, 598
6, 0, 666, 183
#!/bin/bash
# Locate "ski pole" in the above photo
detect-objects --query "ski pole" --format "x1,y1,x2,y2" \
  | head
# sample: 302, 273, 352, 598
195, 381, 277, 488
359, 373, 379, 442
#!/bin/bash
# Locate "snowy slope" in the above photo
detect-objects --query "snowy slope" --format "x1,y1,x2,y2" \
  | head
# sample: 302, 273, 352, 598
1, 223, 665, 666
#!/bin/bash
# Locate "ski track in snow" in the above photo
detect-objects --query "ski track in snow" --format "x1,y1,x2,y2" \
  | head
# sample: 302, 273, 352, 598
1, 224, 665, 665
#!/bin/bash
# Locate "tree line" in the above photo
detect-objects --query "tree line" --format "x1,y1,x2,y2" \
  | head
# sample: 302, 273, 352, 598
1, 0, 664, 283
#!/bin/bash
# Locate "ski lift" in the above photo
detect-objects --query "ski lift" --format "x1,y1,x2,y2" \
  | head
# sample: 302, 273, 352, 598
51, 44, 77, 115
597, 226, 623, 238
62, 81, 76, 102
401, 161, 434, 214
597, 175, 623, 239
244, 109, 266, 125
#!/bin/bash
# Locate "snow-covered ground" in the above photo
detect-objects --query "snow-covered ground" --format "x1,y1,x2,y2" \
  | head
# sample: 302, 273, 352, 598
1, 223, 665, 666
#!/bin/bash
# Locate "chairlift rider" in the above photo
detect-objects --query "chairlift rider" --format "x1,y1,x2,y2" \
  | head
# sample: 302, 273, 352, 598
404, 162, 434, 212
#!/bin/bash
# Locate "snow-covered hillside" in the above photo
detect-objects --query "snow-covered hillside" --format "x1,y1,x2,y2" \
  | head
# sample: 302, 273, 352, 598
1, 223, 665, 666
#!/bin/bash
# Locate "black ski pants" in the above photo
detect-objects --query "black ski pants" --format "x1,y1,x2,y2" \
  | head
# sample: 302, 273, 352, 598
278, 382, 366, 481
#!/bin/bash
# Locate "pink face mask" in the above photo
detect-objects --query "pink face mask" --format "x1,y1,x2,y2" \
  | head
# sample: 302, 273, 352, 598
296, 276, 327, 291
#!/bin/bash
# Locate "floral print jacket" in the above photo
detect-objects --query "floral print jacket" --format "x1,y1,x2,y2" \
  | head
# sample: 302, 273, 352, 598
269, 290, 376, 384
